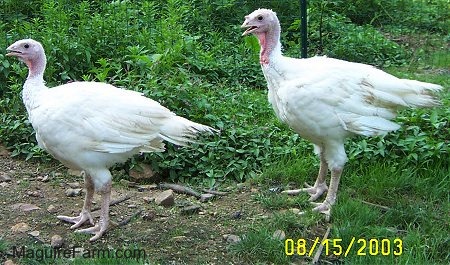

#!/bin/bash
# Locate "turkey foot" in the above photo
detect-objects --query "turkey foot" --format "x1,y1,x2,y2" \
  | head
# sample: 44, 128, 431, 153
282, 149, 329, 201
76, 180, 111, 242
282, 182, 328, 201
310, 201, 331, 221
57, 210, 94, 229
76, 221, 108, 242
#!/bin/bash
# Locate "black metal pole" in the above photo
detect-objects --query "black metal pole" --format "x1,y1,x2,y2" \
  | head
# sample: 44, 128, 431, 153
300, 0, 308, 58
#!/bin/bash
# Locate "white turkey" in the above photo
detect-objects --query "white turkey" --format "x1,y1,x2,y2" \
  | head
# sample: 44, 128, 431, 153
241, 9, 442, 217
6, 39, 216, 241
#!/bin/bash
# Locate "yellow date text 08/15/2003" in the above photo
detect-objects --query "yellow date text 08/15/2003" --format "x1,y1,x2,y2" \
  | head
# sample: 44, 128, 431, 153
285, 238, 403, 257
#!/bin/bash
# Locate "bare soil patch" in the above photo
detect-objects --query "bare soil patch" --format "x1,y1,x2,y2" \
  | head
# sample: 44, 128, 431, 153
0, 154, 271, 264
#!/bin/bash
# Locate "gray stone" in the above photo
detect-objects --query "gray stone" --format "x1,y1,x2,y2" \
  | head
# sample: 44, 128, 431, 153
223, 234, 241, 244
51, 234, 64, 248
272, 229, 286, 240
65, 188, 82, 197
0, 174, 11, 182
47, 204, 57, 213
154, 189, 174, 207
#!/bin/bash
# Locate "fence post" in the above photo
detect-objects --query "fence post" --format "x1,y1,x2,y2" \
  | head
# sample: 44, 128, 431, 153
300, 0, 308, 58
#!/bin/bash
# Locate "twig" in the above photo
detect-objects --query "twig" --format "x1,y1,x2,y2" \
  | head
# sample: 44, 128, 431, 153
117, 209, 142, 227
201, 189, 228, 196
109, 209, 143, 231
359, 199, 391, 211
312, 225, 331, 264
159, 183, 201, 198
91, 195, 131, 212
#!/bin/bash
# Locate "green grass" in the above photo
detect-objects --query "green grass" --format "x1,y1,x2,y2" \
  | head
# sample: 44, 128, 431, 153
233, 154, 449, 264
230, 211, 321, 264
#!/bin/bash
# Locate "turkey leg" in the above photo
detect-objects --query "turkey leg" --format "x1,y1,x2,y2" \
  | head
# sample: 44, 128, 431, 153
76, 179, 111, 242
57, 172, 94, 228
282, 152, 329, 201
311, 167, 342, 218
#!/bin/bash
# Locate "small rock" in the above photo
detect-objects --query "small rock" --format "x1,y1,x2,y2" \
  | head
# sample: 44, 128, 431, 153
181, 205, 201, 215
37, 174, 49, 182
231, 211, 242, 219
51, 235, 64, 248
290, 208, 301, 214
154, 189, 174, 207
4, 260, 16, 265
142, 210, 156, 221
65, 188, 82, 197
28, 230, 40, 237
129, 163, 155, 182
0, 182, 10, 188
11, 222, 30, 233
67, 182, 80, 189
0, 174, 11, 182
11, 203, 40, 212
47, 204, 57, 213
26, 190, 44, 198
223, 234, 241, 244
143, 196, 154, 203
272, 230, 286, 240
199, 193, 215, 203
67, 169, 82, 176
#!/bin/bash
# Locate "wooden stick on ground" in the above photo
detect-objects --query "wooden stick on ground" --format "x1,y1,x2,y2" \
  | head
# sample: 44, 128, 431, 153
92, 195, 131, 212
201, 189, 228, 196
117, 209, 142, 227
159, 183, 201, 198
312, 225, 331, 264
109, 209, 143, 231
359, 199, 391, 211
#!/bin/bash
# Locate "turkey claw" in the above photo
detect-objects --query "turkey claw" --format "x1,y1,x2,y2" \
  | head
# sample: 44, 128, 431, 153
311, 201, 331, 221
76, 224, 107, 242
57, 210, 94, 229
282, 182, 328, 201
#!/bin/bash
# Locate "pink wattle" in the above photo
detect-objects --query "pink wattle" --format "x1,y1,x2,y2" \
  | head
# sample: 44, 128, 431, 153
255, 32, 269, 65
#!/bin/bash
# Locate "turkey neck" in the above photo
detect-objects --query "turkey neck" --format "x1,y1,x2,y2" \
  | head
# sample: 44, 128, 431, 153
256, 20, 281, 65
22, 52, 47, 114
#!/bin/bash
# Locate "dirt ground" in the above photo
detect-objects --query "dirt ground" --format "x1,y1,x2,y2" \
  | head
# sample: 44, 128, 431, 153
0, 151, 277, 265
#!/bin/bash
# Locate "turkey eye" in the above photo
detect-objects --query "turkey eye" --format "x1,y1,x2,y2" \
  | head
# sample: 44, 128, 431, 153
257, 15, 263, 21
24, 44, 30, 49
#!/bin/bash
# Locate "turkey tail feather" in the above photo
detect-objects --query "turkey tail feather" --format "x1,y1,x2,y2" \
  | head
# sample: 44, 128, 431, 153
401, 79, 442, 108
160, 116, 217, 146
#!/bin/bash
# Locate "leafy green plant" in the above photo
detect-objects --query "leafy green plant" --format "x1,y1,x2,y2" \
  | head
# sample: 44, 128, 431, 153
0, 0, 448, 185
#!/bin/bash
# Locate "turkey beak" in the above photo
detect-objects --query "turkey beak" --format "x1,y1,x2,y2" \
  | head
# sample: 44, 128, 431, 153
241, 16, 259, 36
241, 17, 252, 36
6, 44, 21, 57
